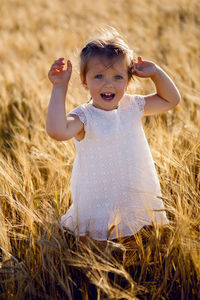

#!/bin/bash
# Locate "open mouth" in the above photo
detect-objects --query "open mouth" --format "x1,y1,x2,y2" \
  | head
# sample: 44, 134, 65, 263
100, 93, 115, 101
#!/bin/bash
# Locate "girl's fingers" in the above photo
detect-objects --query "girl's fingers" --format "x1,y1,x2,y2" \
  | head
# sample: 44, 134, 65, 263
49, 58, 72, 76
49, 70, 59, 76
50, 58, 66, 70
50, 61, 65, 71
55, 60, 65, 65
52, 58, 65, 67
49, 66, 62, 74
55, 57, 64, 62
66, 60, 72, 70
52, 65, 64, 70
53, 61, 65, 67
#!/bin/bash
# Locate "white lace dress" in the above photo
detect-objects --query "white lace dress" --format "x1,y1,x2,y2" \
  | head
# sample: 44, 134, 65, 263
61, 94, 169, 240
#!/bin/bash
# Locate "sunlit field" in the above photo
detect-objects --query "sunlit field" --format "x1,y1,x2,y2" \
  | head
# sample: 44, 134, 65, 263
0, 0, 200, 299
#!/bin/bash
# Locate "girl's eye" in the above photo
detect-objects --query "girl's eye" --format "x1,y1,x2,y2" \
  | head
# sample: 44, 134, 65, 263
115, 75, 123, 79
95, 74, 103, 79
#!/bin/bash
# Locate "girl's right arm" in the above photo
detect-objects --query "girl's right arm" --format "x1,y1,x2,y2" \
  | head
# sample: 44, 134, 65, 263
46, 58, 84, 141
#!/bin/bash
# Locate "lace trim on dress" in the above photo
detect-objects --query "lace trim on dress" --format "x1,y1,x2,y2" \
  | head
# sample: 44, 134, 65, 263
134, 95, 146, 115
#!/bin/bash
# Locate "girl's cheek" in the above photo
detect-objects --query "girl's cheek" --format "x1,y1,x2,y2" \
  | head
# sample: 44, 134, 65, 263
118, 82, 126, 88
94, 82, 102, 88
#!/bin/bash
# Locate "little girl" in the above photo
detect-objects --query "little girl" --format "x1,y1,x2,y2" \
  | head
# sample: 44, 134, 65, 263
46, 30, 180, 248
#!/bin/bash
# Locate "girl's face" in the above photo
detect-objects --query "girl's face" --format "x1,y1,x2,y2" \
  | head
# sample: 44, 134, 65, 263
83, 56, 129, 111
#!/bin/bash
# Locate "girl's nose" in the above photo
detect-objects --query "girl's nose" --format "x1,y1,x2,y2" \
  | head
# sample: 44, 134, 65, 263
104, 78, 113, 88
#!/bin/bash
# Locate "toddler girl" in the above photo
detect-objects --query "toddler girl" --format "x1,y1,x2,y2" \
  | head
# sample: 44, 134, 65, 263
46, 30, 180, 248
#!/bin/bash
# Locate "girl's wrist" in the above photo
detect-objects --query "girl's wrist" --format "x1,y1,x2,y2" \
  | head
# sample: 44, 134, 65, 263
51, 84, 68, 101
150, 64, 162, 81
52, 83, 68, 92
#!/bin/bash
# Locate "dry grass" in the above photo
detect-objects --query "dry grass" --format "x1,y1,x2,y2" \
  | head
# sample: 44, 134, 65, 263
0, 0, 200, 299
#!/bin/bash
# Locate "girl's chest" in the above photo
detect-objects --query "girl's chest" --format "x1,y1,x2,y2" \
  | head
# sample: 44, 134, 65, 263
88, 112, 140, 139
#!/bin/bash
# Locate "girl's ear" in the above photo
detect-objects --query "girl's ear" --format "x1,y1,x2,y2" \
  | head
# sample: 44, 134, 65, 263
80, 75, 89, 90
82, 82, 89, 90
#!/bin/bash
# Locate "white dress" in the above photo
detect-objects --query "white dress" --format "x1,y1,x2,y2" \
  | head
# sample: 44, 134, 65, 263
61, 94, 169, 240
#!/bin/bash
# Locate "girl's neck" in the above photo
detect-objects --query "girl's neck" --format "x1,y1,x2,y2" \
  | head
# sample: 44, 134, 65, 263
88, 98, 119, 111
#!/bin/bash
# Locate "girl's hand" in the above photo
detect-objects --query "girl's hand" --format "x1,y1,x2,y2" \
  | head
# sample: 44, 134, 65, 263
132, 56, 158, 78
48, 58, 72, 86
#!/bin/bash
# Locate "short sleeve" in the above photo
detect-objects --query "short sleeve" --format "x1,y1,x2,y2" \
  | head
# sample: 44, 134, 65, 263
67, 106, 87, 129
134, 95, 146, 117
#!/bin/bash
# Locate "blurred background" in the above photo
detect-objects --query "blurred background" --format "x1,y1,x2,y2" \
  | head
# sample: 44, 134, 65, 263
0, 0, 199, 299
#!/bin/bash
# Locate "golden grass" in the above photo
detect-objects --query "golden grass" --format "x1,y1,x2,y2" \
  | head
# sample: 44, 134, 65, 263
0, 0, 200, 299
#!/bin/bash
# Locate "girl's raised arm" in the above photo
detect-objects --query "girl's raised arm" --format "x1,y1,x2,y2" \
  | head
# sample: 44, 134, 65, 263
133, 57, 181, 116
46, 58, 83, 141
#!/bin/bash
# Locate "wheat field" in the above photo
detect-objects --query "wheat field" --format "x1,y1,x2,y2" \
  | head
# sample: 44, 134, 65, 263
0, 0, 200, 299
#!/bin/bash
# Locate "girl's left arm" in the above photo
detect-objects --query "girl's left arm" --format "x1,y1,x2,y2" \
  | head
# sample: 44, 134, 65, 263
133, 57, 181, 116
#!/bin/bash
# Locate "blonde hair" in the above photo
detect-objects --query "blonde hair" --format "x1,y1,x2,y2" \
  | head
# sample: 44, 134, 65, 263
80, 28, 134, 83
